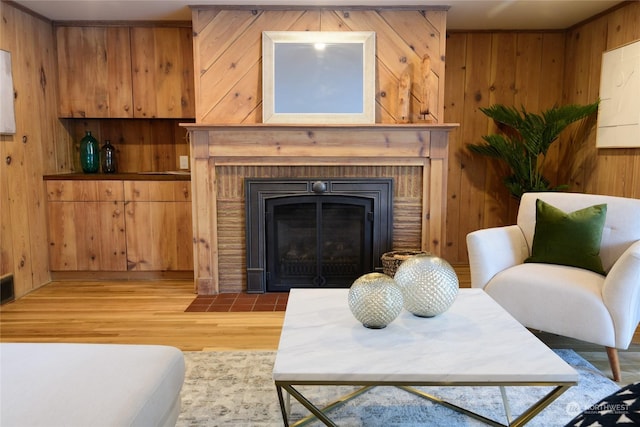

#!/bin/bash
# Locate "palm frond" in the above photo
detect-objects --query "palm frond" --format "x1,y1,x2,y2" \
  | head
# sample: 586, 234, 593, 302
468, 100, 599, 199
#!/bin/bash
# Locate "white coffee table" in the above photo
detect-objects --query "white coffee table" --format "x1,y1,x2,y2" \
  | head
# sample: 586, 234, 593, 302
273, 288, 578, 426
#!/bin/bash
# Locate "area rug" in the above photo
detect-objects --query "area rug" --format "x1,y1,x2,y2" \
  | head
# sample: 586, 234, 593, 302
176, 350, 620, 427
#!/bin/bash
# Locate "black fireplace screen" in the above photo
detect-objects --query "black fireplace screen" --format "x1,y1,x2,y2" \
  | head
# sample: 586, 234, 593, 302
266, 196, 373, 292
245, 178, 393, 293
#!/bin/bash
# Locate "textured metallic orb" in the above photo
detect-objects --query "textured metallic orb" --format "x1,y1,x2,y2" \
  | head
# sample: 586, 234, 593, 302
348, 272, 404, 329
393, 254, 459, 317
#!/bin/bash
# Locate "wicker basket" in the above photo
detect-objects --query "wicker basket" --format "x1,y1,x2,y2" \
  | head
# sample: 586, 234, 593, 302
381, 250, 429, 277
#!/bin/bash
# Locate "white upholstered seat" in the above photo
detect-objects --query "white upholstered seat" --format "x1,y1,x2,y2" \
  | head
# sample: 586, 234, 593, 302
0, 343, 185, 427
467, 192, 640, 382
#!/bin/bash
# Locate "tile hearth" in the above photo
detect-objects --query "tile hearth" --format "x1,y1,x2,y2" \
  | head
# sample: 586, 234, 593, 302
185, 293, 288, 312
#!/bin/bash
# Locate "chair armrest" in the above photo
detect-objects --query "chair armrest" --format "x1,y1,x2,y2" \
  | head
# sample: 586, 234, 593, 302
602, 240, 640, 349
466, 225, 529, 289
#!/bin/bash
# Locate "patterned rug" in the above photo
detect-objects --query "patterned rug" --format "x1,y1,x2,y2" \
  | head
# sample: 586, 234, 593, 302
176, 350, 620, 427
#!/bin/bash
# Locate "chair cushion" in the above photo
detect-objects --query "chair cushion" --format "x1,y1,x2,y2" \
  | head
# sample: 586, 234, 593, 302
525, 199, 607, 274
485, 263, 615, 347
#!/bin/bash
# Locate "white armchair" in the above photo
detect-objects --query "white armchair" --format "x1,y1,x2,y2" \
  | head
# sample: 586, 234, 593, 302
467, 192, 640, 382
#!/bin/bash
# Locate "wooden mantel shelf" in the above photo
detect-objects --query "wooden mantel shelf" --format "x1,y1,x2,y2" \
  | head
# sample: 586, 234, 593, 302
181, 123, 459, 130
183, 123, 458, 294
182, 123, 459, 163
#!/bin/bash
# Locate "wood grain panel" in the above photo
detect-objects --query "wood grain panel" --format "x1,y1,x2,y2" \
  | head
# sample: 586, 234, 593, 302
131, 27, 195, 118
192, 8, 447, 125
46, 180, 124, 202
125, 200, 193, 271
56, 26, 133, 118
1, 2, 73, 297
124, 181, 191, 202
123, 180, 193, 271
562, 2, 640, 199
48, 201, 126, 271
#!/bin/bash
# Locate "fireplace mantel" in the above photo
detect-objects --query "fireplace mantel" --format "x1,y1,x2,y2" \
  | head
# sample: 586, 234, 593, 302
182, 123, 458, 294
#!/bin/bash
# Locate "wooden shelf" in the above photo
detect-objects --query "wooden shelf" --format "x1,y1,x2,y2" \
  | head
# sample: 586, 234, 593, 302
43, 173, 190, 181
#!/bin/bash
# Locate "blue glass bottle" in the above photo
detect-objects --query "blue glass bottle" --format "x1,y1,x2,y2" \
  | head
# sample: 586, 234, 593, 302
80, 131, 100, 173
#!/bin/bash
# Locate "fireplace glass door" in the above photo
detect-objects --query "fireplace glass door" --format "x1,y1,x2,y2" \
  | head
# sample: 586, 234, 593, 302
266, 195, 373, 292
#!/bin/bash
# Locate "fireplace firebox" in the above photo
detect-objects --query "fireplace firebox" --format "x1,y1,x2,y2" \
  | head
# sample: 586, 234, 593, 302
245, 178, 393, 293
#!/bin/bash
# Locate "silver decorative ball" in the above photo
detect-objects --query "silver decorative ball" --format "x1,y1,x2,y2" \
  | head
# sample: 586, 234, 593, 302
348, 272, 404, 329
393, 254, 458, 317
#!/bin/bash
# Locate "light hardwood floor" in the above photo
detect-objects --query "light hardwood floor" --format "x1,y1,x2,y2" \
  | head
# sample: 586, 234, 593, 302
1, 267, 638, 383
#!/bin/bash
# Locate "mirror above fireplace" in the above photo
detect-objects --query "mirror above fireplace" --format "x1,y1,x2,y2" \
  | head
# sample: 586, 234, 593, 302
261, 31, 376, 124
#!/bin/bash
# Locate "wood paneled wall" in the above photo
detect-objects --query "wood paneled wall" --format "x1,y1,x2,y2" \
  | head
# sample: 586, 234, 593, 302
0, 2, 71, 297
2, 1, 638, 299
192, 8, 447, 124
562, 2, 640, 198
442, 31, 566, 262
442, 1, 640, 264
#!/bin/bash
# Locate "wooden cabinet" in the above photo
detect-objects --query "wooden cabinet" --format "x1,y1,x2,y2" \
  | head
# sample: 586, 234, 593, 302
46, 179, 192, 272
56, 26, 194, 119
130, 27, 195, 119
56, 27, 133, 118
46, 180, 127, 270
124, 181, 193, 271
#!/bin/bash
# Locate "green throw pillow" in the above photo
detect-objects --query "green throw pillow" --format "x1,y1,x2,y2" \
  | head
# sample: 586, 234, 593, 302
524, 199, 607, 275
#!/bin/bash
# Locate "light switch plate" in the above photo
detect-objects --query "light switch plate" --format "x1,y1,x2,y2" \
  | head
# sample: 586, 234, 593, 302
179, 156, 189, 170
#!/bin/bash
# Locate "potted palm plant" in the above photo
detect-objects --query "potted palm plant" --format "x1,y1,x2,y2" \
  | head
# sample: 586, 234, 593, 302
467, 102, 599, 199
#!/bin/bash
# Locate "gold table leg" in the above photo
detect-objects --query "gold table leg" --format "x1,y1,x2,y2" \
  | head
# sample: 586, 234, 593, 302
276, 382, 574, 427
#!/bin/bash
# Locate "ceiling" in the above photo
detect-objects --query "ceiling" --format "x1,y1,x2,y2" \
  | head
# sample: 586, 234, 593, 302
11, 0, 623, 30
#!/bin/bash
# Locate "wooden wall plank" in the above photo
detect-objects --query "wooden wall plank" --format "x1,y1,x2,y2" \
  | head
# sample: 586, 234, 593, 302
457, 33, 493, 262
1, 2, 69, 297
441, 32, 466, 261
537, 32, 567, 200
484, 33, 518, 229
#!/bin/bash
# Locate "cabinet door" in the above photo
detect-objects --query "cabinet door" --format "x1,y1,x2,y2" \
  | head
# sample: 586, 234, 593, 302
124, 181, 193, 271
56, 26, 133, 118
46, 181, 126, 271
130, 27, 195, 118
47, 180, 124, 202
125, 201, 193, 271
48, 201, 127, 271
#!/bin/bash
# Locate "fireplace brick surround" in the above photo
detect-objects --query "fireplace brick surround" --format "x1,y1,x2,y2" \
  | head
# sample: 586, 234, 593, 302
183, 124, 456, 294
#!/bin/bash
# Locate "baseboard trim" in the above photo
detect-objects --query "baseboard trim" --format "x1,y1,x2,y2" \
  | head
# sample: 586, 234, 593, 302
50, 271, 194, 281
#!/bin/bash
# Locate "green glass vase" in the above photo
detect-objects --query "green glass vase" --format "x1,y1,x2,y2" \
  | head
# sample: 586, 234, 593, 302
80, 131, 100, 173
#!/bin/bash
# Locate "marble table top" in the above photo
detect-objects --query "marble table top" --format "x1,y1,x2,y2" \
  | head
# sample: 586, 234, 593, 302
272, 288, 578, 384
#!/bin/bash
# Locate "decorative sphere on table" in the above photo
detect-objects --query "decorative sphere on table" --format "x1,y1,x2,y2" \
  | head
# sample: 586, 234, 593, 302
348, 272, 404, 329
393, 254, 458, 317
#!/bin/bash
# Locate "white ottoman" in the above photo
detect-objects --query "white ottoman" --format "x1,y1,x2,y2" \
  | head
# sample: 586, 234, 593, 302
0, 343, 185, 427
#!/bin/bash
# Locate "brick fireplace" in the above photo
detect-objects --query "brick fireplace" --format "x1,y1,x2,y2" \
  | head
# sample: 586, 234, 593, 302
184, 124, 456, 295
